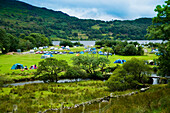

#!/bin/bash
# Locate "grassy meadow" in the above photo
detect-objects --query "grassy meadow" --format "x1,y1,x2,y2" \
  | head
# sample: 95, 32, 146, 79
0, 47, 157, 74
0, 80, 137, 112
0, 47, 158, 82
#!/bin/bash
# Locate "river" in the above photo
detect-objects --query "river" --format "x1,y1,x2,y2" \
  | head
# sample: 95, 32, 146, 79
5, 74, 159, 86
52, 40, 165, 46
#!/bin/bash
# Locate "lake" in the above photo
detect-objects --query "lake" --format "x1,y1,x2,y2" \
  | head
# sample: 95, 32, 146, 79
52, 40, 165, 46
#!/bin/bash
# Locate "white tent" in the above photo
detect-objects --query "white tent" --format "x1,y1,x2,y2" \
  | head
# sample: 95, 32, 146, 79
41, 55, 51, 59
39, 47, 43, 50
50, 47, 54, 50
30, 50, 34, 53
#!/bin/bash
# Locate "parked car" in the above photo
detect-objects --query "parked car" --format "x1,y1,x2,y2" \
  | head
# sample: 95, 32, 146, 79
35, 51, 40, 54
40, 51, 44, 54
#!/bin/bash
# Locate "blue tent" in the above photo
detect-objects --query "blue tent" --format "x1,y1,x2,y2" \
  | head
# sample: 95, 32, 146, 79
122, 59, 126, 63
114, 59, 126, 64
98, 51, 103, 55
90, 48, 96, 51
80, 51, 84, 54
92, 51, 96, 54
11, 63, 24, 70
69, 52, 74, 54
44, 53, 53, 57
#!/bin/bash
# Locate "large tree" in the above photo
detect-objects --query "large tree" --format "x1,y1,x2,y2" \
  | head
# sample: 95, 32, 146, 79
106, 58, 150, 91
146, 0, 170, 77
0, 28, 11, 53
36, 58, 68, 83
146, 0, 170, 40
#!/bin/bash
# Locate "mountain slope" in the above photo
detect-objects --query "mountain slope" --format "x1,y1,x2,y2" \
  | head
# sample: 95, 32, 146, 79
0, 0, 152, 40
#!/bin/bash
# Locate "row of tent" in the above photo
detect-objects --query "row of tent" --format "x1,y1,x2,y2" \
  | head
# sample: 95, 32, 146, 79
11, 59, 126, 70
11, 64, 37, 70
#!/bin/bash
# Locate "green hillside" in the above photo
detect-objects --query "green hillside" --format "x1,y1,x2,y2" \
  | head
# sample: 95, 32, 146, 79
0, 0, 153, 40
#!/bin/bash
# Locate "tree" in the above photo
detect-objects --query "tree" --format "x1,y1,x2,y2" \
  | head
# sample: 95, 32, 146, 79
60, 40, 73, 47
114, 44, 124, 55
36, 58, 68, 83
64, 66, 87, 79
0, 28, 11, 53
29, 33, 49, 47
137, 46, 144, 55
146, 0, 170, 40
157, 41, 170, 77
71, 56, 98, 74
97, 57, 111, 74
123, 44, 137, 55
106, 58, 150, 91
146, 0, 170, 77
7, 34, 19, 52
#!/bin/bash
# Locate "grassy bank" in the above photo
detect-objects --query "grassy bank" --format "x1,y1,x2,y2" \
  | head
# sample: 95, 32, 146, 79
0, 80, 137, 112
55, 84, 170, 113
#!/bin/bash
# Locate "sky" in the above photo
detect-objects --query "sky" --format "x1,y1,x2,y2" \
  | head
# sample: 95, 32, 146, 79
19, 0, 165, 21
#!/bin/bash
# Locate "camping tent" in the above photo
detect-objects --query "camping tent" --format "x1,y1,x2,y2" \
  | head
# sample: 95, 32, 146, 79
114, 59, 126, 64
39, 47, 43, 50
69, 52, 74, 54
11, 63, 24, 70
92, 51, 96, 54
44, 53, 53, 57
80, 51, 84, 54
30, 65, 37, 69
41, 55, 51, 59
98, 51, 103, 55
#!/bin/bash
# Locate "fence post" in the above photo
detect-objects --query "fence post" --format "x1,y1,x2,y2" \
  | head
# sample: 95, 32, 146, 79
109, 98, 112, 105
60, 103, 64, 113
82, 104, 85, 113
99, 103, 101, 113
13, 105, 17, 113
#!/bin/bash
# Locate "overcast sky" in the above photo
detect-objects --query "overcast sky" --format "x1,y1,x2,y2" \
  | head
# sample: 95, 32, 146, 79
19, 0, 165, 21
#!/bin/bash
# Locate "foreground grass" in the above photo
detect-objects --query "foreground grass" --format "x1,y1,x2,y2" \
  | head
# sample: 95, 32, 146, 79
104, 84, 170, 113
57, 84, 170, 113
0, 80, 136, 112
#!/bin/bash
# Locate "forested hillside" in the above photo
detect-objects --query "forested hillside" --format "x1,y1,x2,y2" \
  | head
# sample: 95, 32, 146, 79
0, 0, 153, 40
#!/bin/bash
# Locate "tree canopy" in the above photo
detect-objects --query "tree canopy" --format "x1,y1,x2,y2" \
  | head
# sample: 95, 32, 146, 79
36, 58, 68, 83
146, 0, 170, 41
106, 58, 150, 91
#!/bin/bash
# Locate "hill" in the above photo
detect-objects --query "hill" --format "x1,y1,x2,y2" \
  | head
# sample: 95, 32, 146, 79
0, 0, 153, 40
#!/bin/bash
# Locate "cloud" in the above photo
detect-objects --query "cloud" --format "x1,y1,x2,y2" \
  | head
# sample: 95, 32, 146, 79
20, 0, 165, 20
57, 8, 122, 21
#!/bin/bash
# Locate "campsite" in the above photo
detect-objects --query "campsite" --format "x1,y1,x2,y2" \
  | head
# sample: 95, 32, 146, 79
0, 0, 170, 112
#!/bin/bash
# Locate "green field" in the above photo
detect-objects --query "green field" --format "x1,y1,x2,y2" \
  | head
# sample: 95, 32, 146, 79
0, 50, 158, 74
0, 47, 158, 83
0, 80, 138, 112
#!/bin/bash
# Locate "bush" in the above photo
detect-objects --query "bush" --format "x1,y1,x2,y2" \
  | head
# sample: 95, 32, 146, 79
88, 72, 103, 80
60, 40, 73, 47
64, 67, 88, 79
106, 58, 150, 91
123, 44, 137, 55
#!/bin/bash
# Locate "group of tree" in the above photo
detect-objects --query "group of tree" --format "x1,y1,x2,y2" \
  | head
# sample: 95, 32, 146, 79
96, 40, 144, 56
0, 28, 50, 53
36, 56, 111, 82
146, 0, 169, 77
106, 58, 151, 91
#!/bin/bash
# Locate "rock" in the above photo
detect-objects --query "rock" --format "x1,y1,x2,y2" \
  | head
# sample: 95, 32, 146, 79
140, 88, 145, 92
131, 92, 135, 95
102, 100, 109, 103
